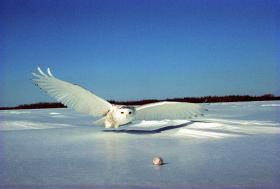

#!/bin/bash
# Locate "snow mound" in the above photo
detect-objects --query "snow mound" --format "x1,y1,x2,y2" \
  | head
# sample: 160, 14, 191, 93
261, 104, 280, 107
0, 120, 74, 131
174, 118, 280, 139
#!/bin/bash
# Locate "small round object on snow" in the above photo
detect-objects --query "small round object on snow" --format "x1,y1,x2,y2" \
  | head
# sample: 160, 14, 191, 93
153, 156, 163, 166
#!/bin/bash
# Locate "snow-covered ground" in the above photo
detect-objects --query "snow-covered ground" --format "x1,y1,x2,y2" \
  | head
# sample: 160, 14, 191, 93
1, 101, 280, 189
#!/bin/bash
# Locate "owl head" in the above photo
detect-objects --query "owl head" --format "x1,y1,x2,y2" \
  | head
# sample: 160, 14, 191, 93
112, 106, 135, 124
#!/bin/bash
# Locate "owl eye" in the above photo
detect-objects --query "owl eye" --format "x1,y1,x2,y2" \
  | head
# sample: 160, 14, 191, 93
129, 112, 132, 114
121, 112, 124, 114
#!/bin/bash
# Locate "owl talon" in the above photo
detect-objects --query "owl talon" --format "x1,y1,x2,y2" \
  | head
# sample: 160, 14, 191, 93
105, 120, 113, 128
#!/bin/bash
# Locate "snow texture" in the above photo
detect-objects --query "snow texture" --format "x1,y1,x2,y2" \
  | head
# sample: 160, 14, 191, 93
1, 101, 280, 189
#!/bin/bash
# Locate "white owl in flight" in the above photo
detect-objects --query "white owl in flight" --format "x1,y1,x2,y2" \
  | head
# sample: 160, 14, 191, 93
32, 67, 203, 128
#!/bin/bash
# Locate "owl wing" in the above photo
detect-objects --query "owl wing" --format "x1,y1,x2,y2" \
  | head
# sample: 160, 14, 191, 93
134, 101, 203, 120
32, 67, 112, 117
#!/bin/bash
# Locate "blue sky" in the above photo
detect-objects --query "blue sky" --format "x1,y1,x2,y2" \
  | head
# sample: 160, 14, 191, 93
1, 0, 279, 106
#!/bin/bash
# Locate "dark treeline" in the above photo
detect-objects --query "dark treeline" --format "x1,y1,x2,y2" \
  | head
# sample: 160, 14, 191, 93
0, 94, 279, 110
0, 102, 66, 110
110, 94, 280, 105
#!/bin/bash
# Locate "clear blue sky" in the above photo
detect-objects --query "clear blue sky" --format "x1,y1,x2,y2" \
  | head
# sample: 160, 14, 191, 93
1, 0, 279, 106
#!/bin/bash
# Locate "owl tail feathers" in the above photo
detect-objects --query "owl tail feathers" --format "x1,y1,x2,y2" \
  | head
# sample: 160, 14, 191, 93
93, 117, 106, 126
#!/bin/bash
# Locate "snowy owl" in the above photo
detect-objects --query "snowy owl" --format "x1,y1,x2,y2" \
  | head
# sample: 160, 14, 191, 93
32, 67, 203, 128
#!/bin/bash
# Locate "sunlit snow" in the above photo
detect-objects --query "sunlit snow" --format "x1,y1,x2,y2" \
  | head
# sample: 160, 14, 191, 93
1, 101, 280, 189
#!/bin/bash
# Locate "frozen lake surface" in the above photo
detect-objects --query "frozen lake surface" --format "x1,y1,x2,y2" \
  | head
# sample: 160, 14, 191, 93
1, 101, 280, 189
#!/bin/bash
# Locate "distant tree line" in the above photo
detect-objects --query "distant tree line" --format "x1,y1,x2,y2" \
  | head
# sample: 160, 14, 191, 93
0, 102, 66, 110
0, 94, 279, 110
109, 94, 280, 105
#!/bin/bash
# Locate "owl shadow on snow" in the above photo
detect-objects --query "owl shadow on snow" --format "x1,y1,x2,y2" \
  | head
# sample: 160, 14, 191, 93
103, 120, 207, 135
